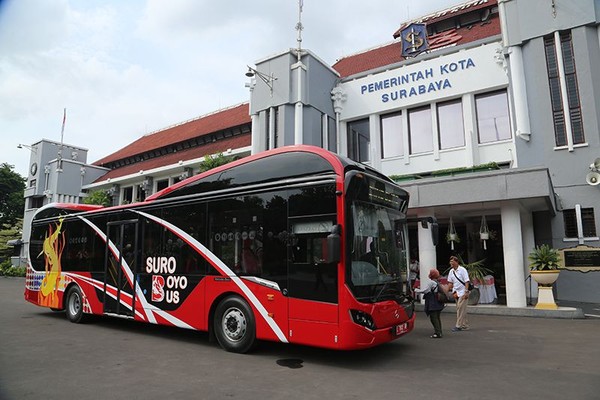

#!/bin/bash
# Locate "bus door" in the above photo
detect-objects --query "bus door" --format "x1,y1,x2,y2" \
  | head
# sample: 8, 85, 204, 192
287, 219, 339, 345
104, 219, 139, 317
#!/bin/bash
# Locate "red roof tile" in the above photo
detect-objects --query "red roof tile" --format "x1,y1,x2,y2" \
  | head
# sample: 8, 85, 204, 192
94, 103, 250, 166
393, 0, 496, 36
333, 0, 500, 78
94, 134, 251, 182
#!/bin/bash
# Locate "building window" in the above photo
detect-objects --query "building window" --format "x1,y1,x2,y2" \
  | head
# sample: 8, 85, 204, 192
408, 106, 433, 154
380, 112, 403, 159
122, 186, 133, 204
437, 99, 464, 149
347, 118, 370, 162
475, 90, 511, 143
563, 206, 596, 240
156, 179, 169, 192
544, 31, 584, 147
30, 197, 44, 209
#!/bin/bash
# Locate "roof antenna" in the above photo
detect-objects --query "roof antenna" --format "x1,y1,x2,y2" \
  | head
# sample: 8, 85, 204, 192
295, 0, 304, 61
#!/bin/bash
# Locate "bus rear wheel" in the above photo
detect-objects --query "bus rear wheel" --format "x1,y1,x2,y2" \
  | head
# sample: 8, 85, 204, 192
214, 296, 256, 353
65, 286, 86, 323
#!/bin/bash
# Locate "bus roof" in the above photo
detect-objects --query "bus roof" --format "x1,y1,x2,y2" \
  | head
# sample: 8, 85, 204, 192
147, 145, 350, 201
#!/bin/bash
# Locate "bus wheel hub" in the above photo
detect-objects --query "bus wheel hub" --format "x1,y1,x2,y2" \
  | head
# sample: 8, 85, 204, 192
222, 308, 246, 341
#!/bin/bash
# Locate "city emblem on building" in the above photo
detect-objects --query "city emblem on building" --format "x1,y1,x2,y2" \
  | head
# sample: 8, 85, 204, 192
400, 23, 429, 57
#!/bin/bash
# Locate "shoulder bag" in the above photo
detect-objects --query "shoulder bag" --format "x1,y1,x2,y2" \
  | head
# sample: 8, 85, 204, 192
452, 270, 474, 291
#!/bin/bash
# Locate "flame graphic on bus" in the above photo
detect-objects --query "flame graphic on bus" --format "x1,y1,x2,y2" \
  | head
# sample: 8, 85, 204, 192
38, 218, 65, 308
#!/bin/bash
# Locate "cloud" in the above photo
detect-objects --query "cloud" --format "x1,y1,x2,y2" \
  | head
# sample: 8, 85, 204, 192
0, 0, 68, 55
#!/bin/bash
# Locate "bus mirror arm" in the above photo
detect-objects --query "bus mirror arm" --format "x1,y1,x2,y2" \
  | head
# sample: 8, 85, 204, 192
325, 225, 342, 264
412, 216, 439, 247
430, 221, 439, 247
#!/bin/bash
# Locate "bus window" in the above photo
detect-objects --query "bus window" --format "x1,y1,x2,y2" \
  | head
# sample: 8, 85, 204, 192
146, 204, 211, 275
208, 197, 264, 275
288, 218, 338, 303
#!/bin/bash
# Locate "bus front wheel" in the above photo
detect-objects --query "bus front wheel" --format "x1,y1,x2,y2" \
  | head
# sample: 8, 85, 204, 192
214, 296, 256, 353
65, 286, 86, 323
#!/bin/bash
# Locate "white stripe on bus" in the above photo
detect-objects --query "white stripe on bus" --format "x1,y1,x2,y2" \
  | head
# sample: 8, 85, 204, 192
78, 216, 159, 324
134, 210, 288, 343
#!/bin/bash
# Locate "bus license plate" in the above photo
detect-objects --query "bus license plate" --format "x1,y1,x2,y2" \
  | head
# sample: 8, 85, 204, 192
395, 323, 408, 336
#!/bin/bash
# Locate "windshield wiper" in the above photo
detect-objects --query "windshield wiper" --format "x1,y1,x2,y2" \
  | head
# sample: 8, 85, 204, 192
371, 278, 401, 303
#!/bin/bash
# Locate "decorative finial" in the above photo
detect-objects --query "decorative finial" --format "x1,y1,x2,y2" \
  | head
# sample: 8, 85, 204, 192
295, 0, 304, 61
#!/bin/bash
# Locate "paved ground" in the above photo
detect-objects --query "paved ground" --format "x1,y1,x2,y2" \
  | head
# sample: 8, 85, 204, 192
556, 300, 600, 317
1, 277, 599, 400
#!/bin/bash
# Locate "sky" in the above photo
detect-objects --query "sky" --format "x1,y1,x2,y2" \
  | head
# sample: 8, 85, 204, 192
0, 0, 463, 178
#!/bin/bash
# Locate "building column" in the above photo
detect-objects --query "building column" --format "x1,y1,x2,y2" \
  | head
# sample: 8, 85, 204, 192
507, 45, 531, 145
292, 58, 306, 145
501, 203, 527, 307
417, 209, 437, 289
369, 114, 382, 171
250, 113, 260, 155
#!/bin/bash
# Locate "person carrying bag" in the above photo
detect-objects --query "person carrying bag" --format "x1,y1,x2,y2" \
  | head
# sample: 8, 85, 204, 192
414, 268, 447, 338
447, 256, 471, 332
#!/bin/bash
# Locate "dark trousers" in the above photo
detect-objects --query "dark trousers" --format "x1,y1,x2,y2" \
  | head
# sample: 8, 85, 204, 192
429, 311, 443, 336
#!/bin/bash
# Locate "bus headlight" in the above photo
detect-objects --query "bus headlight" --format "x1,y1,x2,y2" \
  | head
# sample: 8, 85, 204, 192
350, 310, 376, 330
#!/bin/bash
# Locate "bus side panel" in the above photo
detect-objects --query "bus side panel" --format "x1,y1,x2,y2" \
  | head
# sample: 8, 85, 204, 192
288, 297, 337, 322
135, 274, 207, 330
24, 268, 105, 316
242, 280, 288, 343
288, 319, 340, 349
288, 298, 339, 348
63, 273, 105, 315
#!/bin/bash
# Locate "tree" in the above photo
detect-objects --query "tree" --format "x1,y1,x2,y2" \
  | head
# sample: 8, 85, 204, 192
0, 163, 25, 229
198, 153, 236, 173
83, 190, 112, 207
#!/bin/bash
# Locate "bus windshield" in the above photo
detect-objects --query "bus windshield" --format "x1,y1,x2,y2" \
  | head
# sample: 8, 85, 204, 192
345, 172, 409, 303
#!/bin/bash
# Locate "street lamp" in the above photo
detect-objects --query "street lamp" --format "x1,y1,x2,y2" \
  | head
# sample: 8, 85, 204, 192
245, 66, 277, 96
17, 144, 37, 153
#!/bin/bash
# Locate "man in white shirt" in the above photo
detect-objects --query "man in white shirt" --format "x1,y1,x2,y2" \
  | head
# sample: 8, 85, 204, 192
447, 255, 470, 331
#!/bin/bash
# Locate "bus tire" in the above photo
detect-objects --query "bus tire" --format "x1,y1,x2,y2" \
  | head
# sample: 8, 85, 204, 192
213, 296, 256, 353
65, 286, 86, 323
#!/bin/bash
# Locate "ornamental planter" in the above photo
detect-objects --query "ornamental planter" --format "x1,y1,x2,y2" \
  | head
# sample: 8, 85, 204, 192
531, 270, 560, 310
530, 270, 560, 286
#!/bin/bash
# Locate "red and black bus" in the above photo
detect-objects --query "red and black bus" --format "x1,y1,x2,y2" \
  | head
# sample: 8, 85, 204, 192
25, 145, 426, 352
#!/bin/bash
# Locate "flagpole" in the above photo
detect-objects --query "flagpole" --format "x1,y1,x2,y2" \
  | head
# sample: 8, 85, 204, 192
58, 108, 66, 171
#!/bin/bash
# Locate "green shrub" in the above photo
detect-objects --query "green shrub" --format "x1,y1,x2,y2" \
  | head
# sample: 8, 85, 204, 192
0, 260, 26, 277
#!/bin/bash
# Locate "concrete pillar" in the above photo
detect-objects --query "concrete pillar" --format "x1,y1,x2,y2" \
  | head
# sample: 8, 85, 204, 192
417, 209, 437, 290
507, 46, 531, 145
369, 114, 381, 171
250, 113, 260, 155
501, 203, 527, 307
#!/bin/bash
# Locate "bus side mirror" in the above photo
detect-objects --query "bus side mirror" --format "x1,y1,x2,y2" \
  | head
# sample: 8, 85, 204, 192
325, 225, 341, 264
420, 217, 439, 247
431, 221, 439, 246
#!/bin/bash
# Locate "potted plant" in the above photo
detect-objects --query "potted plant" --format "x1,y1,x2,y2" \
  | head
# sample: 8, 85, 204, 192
446, 217, 460, 250
446, 232, 460, 243
528, 244, 561, 309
